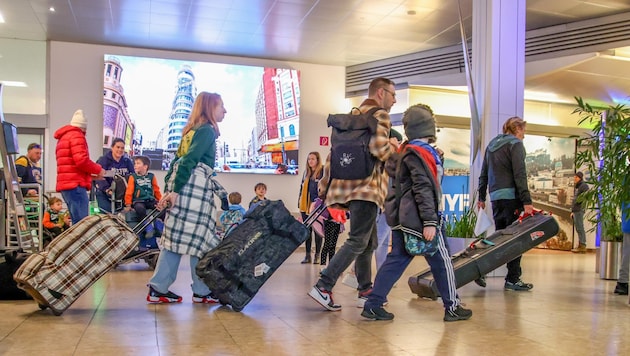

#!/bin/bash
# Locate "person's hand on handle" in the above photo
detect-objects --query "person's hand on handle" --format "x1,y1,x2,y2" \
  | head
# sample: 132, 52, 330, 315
477, 201, 486, 210
158, 192, 178, 210
423, 226, 436, 241
523, 204, 534, 216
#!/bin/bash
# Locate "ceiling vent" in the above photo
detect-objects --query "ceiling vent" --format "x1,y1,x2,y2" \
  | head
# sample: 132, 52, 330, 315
346, 11, 630, 97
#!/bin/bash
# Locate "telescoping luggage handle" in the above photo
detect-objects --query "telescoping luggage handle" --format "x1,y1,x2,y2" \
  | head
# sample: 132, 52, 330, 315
303, 200, 328, 228
131, 208, 164, 235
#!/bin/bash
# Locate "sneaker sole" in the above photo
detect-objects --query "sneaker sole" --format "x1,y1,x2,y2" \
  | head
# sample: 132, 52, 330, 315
147, 296, 182, 303
361, 310, 394, 321
192, 298, 220, 304
444, 314, 472, 322
308, 289, 341, 311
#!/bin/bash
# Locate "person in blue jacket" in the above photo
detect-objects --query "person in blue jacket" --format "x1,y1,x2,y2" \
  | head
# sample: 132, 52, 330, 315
94, 138, 134, 213
614, 201, 629, 295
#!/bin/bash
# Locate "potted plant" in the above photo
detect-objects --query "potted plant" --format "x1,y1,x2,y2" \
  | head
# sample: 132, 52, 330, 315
573, 97, 630, 279
444, 205, 478, 252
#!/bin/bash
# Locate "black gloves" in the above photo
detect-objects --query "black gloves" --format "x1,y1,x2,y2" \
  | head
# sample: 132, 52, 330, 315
221, 196, 229, 211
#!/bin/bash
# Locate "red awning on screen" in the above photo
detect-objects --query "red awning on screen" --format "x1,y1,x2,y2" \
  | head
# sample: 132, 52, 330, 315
259, 140, 298, 153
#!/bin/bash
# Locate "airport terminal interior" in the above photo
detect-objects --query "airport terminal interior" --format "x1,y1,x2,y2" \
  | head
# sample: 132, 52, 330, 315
0, 249, 628, 355
1, 1, 630, 355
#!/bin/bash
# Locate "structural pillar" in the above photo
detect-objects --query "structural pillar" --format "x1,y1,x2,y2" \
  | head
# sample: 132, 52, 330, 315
469, 0, 526, 200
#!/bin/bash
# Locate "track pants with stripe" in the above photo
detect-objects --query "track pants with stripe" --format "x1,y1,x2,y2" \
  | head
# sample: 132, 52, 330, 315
365, 229, 461, 311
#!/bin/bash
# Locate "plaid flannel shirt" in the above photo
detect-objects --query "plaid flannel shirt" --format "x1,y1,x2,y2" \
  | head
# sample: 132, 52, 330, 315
161, 162, 228, 258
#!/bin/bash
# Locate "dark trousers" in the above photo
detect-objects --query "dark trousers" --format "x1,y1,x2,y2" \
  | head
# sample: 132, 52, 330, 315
491, 199, 523, 283
133, 200, 157, 220
320, 219, 341, 265
317, 200, 377, 293
366, 229, 460, 311
301, 212, 322, 255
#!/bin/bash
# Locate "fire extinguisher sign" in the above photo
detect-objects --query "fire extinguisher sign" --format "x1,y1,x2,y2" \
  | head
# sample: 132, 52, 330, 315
319, 136, 329, 146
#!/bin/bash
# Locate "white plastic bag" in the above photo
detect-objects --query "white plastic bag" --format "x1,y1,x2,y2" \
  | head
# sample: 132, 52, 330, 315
474, 208, 493, 237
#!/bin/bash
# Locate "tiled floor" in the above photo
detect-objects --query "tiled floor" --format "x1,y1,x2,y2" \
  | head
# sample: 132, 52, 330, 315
0, 249, 628, 356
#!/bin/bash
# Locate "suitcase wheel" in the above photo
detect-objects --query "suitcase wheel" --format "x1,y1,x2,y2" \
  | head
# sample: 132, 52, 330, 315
51, 309, 63, 316
38, 303, 47, 310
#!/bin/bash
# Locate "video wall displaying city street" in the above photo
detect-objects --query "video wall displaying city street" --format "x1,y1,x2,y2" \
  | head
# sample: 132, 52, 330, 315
103, 54, 301, 175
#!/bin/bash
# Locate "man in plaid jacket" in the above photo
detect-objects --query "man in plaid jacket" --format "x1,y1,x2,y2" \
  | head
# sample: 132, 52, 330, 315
308, 77, 396, 311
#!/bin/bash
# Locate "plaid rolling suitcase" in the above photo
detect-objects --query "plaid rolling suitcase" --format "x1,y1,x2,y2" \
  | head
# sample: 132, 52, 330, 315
196, 200, 325, 312
13, 214, 150, 315
408, 211, 560, 300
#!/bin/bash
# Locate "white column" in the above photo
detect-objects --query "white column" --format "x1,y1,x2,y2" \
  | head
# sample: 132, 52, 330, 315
469, 0, 526, 200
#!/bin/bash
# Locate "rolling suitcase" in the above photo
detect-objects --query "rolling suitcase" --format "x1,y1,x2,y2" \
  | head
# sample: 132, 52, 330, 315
14, 211, 161, 315
196, 199, 325, 311
408, 211, 560, 300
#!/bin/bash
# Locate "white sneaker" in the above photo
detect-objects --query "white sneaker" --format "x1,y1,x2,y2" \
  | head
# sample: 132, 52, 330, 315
308, 286, 342, 311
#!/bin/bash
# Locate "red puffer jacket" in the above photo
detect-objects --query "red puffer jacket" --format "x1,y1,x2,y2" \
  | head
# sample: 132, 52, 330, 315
54, 125, 102, 191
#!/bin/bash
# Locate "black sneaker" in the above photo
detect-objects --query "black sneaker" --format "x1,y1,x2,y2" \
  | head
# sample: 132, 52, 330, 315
474, 276, 487, 288
504, 280, 534, 291
614, 282, 629, 295
146, 285, 182, 303
444, 305, 473, 322
361, 306, 394, 320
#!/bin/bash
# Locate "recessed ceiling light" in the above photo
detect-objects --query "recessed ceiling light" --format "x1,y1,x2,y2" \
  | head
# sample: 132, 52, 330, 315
49, 7, 55, 12
0, 81, 28, 88
0, 11, 5, 23
407, 10, 417, 15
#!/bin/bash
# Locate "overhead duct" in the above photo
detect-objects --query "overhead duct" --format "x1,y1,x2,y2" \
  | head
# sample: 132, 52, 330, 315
346, 11, 630, 97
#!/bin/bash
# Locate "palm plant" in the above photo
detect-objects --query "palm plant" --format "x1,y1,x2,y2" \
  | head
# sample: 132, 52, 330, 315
573, 97, 630, 241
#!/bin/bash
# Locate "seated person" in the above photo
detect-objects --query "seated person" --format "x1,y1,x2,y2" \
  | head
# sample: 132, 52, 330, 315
124, 156, 162, 222
219, 192, 246, 234
248, 182, 268, 208
42, 197, 71, 245
94, 138, 135, 213
16, 143, 43, 197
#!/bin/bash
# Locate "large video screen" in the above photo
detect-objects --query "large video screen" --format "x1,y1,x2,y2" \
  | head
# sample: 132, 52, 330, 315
102, 54, 301, 175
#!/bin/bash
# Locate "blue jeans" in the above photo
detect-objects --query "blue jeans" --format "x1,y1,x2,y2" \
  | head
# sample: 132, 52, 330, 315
573, 210, 587, 246
317, 200, 377, 292
96, 190, 112, 213
61, 187, 89, 224
148, 248, 210, 296
366, 229, 460, 311
375, 211, 391, 270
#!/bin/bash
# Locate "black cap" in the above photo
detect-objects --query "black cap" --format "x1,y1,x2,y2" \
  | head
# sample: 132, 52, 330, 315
575, 171, 584, 179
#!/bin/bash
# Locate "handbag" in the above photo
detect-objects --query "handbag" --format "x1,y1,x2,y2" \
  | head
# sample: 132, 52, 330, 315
401, 228, 440, 257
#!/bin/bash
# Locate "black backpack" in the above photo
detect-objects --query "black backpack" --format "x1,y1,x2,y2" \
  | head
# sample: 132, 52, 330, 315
327, 107, 381, 180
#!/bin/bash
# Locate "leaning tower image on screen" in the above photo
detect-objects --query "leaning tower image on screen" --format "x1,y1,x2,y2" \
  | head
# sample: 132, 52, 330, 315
166, 65, 197, 153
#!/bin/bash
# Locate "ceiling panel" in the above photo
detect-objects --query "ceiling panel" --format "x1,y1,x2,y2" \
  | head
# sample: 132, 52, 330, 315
2, 0, 630, 114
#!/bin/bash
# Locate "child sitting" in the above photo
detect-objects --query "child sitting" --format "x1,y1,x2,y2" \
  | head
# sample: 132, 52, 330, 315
219, 192, 247, 236
248, 182, 268, 208
43, 197, 71, 245
124, 156, 162, 221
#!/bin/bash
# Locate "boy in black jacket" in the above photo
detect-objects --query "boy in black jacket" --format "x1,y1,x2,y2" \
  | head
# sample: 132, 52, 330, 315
361, 104, 472, 322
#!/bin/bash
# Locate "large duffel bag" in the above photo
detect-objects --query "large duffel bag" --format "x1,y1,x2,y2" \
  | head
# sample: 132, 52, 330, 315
13, 214, 138, 315
196, 200, 313, 311
408, 212, 560, 299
